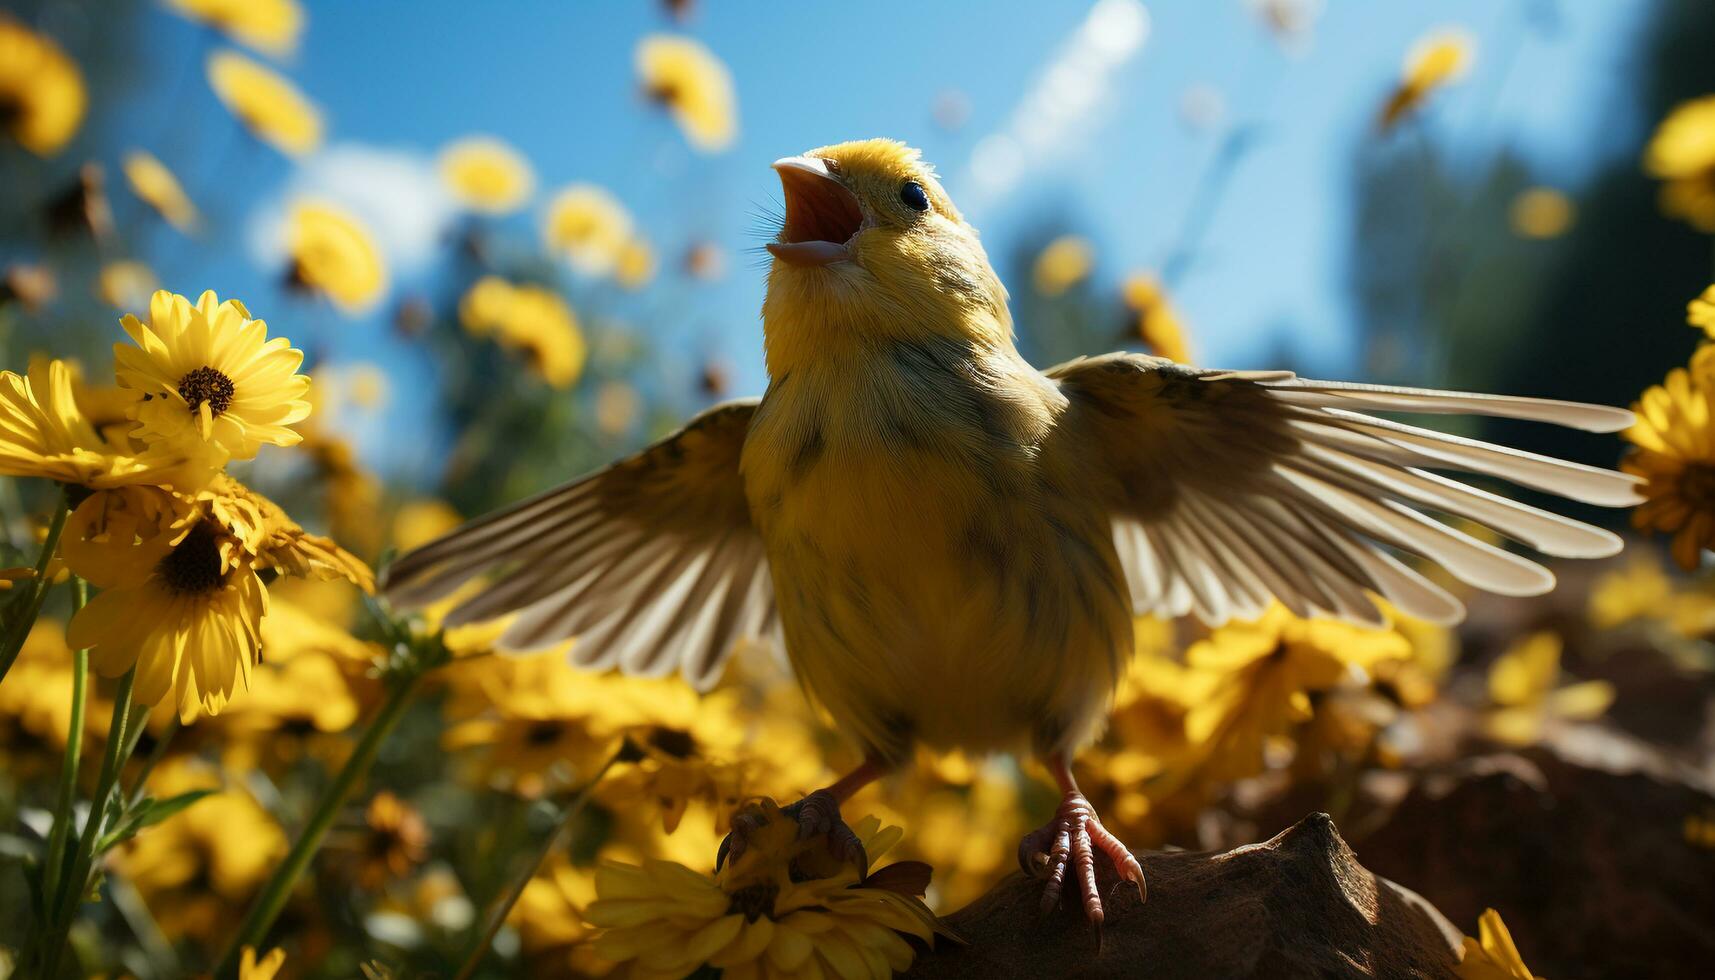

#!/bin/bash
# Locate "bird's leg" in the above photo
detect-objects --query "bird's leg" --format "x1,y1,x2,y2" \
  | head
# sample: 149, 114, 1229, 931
1017, 755, 1146, 933
718, 758, 886, 876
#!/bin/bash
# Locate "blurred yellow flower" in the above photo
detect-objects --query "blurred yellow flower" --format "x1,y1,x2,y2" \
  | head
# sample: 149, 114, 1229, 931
1032, 234, 1094, 296
1455, 908, 1541, 980
207, 49, 322, 157
1122, 272, 1193, 363
98, 259, 159, 311
588, 803, 948, 979
443, 652, 626, 797
0, 358, 189, 490
0, 620, 109, 751
543, 184, 634, 276
392, 498, 462, 552
167, 0, 302, 57
1688, 284, 1715, 338
615, 237, 656, 290
1644, 95, 1715, 232
595, 684, 754, 833
1379, 27, 1473, 130
510, 854, 611, 974
1586, 554, 1715, 638
238, 946, 288, 980
0, 16, 86, 155
458, 276, 587, 388
439, 136, 535, 214
1482, 631, 1614, 746
1622, 355, 1715, 570
1508, 187, 1574, 240
636, 34, 737, 152
116, 289, 312, 463
122, 150, 200, 231
287, 200, 388, 313
348, 791, 431, 890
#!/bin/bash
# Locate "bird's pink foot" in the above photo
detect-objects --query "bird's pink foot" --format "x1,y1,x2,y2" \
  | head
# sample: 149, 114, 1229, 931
1017, 790, 1146, 931
717, 789, 868, 877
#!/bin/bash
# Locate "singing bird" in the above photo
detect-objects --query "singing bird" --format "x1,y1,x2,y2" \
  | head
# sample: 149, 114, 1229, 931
384, 139, 1639, 926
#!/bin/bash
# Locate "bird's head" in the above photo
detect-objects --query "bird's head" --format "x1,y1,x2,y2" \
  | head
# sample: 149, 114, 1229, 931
761, 139, 1010, 377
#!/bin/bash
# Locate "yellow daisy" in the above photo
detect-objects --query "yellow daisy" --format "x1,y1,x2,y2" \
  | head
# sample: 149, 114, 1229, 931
197, 471, 375, 590
458, 276, 586, 388
98, 259, 159, 312
122, 150, 200, 231
0, 358, 194, 490
114, 289, 312, 463
543, 184, 634, 276
287, 200, 388, 313
1032, 235, 1094, 297
166, 0, 302, 57
635, 34, 738, 152
1508, 187, 1574, 240
1455, 909, 1541, 980
346, 791, 430, 890
1482, 631, 1614, 746
1623, 356, 1715, 569
207, 49, 322, 157
439, 136, 535, 214
1378, 27, 1474, 130
1122, 272, 1193, 363
1644, 96, 1715, 232
0, 16, 86, 156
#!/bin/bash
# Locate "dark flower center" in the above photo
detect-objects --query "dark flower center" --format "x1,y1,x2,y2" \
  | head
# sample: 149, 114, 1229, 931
726, 882, 779, 923
177, 365, 235, 417
524, 721, 564, 746
157, 523, 225, 596
647, 726, 697, 759
1682, 463, 1715, 512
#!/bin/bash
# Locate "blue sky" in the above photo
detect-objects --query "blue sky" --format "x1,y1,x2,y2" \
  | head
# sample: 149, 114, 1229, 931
87, 0, 1648, 472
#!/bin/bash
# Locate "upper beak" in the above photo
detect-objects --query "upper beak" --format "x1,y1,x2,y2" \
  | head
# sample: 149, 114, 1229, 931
767, 156, 863, 267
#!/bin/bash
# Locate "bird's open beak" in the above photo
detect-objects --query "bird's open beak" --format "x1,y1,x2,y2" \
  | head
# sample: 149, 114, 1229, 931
767, 156, 863, 267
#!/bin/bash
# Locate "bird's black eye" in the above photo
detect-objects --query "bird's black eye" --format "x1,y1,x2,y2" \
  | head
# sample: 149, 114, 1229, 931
900, 180, 930, 212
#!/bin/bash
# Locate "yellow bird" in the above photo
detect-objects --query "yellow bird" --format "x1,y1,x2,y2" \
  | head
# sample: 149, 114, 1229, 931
384, 138, 1639, 926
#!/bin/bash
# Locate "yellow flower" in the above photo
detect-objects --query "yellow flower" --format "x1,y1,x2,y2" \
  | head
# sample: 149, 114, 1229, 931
1508, 187, 1574, 240
238, 946, 288, 980
1379, 27, 1473, 130
543, 184, 634, 276
594, 683, 756, 833
199, 472, 375, 590
287, 200, 388, 313
1456, 909, 1541, 980
588, 803, 950, 980
442, 652, 625, 797
207, 49, 322, 157
0, 16, 86, 155
0, 620, 109, 751
615, 237, 656, 290
510, 854, 613, 975
1688, 284, 1715, 338
167, 0, 302, 57
1032, 234, 1093, 296
115, 289, 312, 464
122, 150, 200, 231
636, 34, 737, 152
347, 791, 431, 890
391, 498, 462, 552
439, 136, 535, 214
1622, 356, 1715, 569
98, 259, 159, 311
0, 358, 192, 490
1589, 553, 1715, 637
1644, 96, 1715, 232
1483, 631, 1614, 746
458, 276, 587, 388
1122, 272, 1193, 363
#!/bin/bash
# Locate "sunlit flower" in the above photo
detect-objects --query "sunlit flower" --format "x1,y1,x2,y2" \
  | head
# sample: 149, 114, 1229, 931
391, 498, 462, 552
636, 34, 737, 152
0, 16, 86, 155
110, 757, 286, 944
1483, 631, 1614, 746
115, 289, 312, 464
442, 652, 624, 797
350, 791, 431, 890
1644, 96, 1715, 233
510, 854, 610, 975
238, 946, 288, 980
1622, 354, 1715, 569
207, 49, 322, 157
615, 237, 656, 290
594, 683, 754, 833
0, 358, 192, 490
0, 620, 109, 752
1589, 553, 1715, 637
167, 0, 301, 56
197, 471, 375, 590
286, 200, 388, 313
122, 150, 200, 231
1032, 235, 1094, 297
543, 184, 634, 276
1508, 187, 1574, 240
98, 259, 159, 311
458, 276, 587, 388
588, 802, 949, 980
1378, 27, 1473, 130
439, 136, 535, 214
1122, 272, 1193, 363
1455, 908, 1541, 980
1688, 285, 1715, 338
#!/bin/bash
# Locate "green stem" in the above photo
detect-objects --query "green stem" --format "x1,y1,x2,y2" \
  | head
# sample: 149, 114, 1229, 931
215, 671, 425, 976
452, 749, 623, 980
40, 577, 90, 921
0, 493, 70, 685
41, 665, 135, 979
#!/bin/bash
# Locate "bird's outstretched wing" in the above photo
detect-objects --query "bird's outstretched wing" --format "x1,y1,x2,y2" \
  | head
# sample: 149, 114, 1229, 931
382, 399, 775, 690
1047, 353, 1642, 627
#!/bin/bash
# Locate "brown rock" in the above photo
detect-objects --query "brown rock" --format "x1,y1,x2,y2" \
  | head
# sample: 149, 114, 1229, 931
907, 813, 1462, 979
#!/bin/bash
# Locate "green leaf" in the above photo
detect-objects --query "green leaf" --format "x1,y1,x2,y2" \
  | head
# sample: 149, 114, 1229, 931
96, 789, 217, 854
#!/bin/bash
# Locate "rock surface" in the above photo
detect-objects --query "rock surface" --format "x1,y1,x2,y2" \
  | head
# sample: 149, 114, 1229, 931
906, 813, 1462, 979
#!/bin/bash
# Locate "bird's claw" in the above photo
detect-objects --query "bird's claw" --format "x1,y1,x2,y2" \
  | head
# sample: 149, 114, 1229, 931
717, 789, 868, 879
1018, 790, 1146, 937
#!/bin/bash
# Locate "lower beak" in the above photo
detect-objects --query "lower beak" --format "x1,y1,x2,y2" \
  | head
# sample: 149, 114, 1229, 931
768, 156, 862, 268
